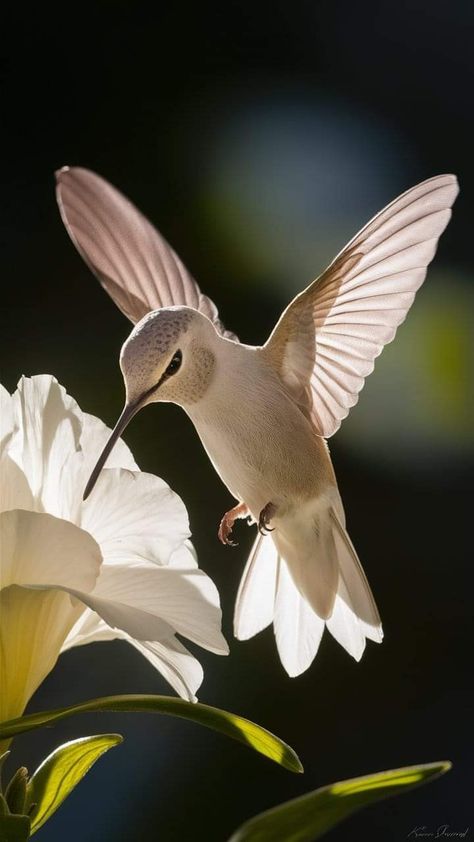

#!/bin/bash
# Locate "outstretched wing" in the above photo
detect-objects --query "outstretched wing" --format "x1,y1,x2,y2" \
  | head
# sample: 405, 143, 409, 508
56, 167, 236, 340
264, 174, 459, 437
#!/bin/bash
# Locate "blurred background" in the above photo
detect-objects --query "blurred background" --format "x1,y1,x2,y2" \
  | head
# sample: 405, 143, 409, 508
1, 1, 472, 839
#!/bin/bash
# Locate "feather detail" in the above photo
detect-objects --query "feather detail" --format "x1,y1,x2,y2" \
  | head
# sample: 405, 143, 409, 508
264, 174, 459, 436
326, 508, 383, 659
273, 501, 339, 619
56, 167, 237, 340
234, 533, 278, 640
234, 498, 383, 676
274, 557, 326, 677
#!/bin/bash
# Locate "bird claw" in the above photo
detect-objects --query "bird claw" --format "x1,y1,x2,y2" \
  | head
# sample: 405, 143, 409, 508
218, 502, 275, 544
218, 502, 249, 547
258, 502, 276, 536
218, 514, 238, 546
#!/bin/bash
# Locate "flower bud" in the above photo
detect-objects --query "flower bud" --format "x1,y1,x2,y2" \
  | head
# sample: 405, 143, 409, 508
5, 766, 28, 815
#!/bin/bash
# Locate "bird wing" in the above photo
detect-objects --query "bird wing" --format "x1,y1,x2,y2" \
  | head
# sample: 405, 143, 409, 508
264, 174, 459, 437
56, 167, 237, 340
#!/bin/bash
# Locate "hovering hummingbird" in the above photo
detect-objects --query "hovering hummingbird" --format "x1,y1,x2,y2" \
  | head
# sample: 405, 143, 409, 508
56, 167, 458, 677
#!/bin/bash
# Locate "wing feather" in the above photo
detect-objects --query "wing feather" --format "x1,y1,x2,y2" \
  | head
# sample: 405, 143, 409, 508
265, 174, 458, 436
56, 167, 236, 339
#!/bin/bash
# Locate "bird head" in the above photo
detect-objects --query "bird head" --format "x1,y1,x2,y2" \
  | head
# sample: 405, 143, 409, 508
83, 305, 217, 499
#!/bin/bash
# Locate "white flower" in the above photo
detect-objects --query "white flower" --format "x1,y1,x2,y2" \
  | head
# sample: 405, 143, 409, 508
0, 375, 228, 723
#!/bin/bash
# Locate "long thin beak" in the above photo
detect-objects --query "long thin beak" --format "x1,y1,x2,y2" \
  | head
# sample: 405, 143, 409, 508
83, 400, 141, 501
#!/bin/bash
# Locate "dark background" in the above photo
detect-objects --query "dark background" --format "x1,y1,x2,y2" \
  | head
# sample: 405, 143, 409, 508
2, 2, 472, 840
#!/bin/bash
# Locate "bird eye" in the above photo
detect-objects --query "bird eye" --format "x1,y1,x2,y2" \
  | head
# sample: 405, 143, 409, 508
165, 349, 182, 377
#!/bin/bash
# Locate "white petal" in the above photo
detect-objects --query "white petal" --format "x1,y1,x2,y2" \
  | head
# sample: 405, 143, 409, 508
58, 563, 228, 655
61, 609, 118, 650
127, 639, 203, 701
0, 509, 101, 591
0, 455, 34, 513
0, 384, 15, 449
8, 375, 83, 513
168, 539, 198, 569
274, 559, 325, 677
80, 469, 190, 565
1, 375, 212, 705
80, 411, 139, 472
62, 610, 202, 701
0, 587, 83, 722
94, 564, 228, 654
35, 410, 140, 525
63, 588, 176, 642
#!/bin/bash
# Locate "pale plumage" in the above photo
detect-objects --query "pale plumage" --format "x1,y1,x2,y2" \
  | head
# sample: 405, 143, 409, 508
56, 167, 458, 676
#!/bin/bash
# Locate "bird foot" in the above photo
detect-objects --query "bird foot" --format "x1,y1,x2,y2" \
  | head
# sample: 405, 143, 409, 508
218, 502, 250, 547
258, 501, 277, 536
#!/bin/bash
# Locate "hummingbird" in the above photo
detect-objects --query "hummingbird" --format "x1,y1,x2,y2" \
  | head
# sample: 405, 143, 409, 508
56, 167, 458, 677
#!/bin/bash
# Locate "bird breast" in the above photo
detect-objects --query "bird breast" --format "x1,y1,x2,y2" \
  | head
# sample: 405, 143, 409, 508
185, 344, 336, 517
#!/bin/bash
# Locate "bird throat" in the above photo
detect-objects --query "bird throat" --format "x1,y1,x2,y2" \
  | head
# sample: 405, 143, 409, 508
173, 340, 216, 405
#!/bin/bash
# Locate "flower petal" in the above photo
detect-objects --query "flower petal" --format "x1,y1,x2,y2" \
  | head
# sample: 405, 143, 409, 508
169, 539, 198, 569
0, 384, 15, 449
62, 612, 203, 701
1, 374, 220, 707
8, 376, 82, 512
55, 563, 229, 655
61, 609, 118, 650
95, 564, 229, 654
1, 375, 219, 710
80, 411, 139, 471
0, 587, 83, 722
80, 469, 190, 566
23, 407, 140, 526
128, 639, 203, 702
0, 454, 34, 513
57, 410, 141, 522
0, 509, 101, 591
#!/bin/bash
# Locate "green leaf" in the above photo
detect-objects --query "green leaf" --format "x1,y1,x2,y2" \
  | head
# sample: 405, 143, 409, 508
0, 812, 31, 842
25, 734, 122, 835
0, 695, 302, 774
228, 761, 451, 841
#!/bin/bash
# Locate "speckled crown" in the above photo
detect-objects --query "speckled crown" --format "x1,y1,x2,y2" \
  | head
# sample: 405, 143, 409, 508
120, 308, 193, 380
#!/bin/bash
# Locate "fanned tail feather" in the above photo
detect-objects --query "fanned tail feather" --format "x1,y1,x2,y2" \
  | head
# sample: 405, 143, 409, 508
234, 534, 278, 640
329, 508, 383, 648
273, 557, 325, 677
234, 504, 383, 676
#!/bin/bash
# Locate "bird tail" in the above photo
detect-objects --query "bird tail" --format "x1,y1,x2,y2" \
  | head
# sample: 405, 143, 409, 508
234, 503, 383, 677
